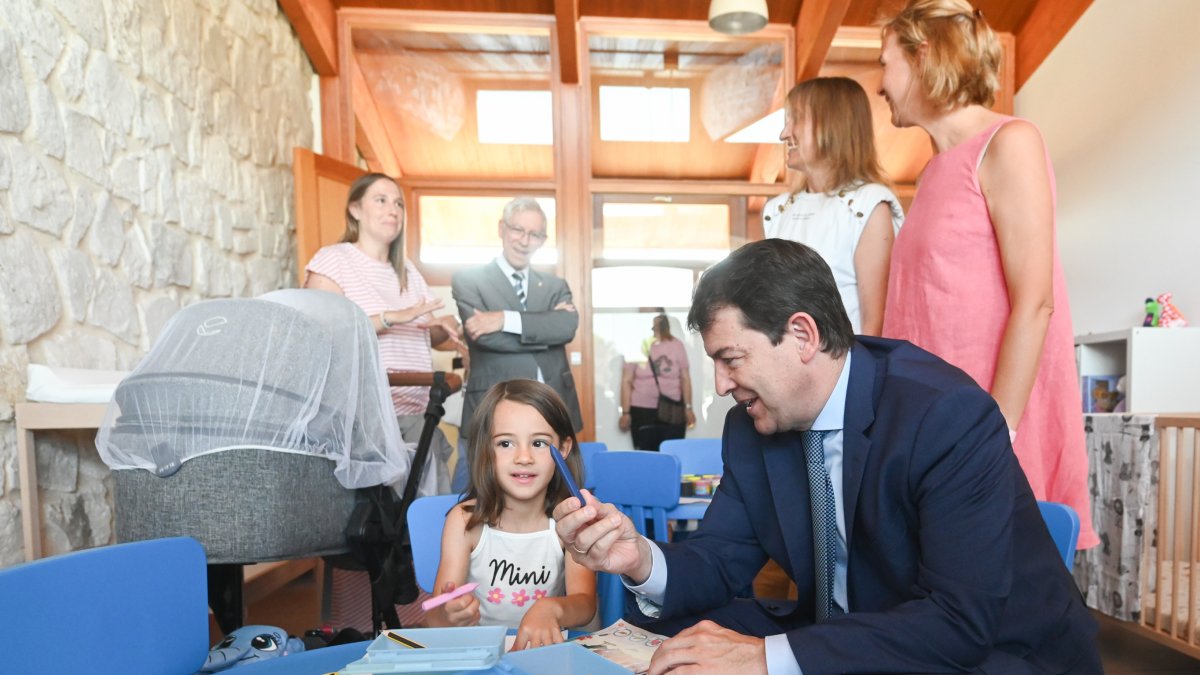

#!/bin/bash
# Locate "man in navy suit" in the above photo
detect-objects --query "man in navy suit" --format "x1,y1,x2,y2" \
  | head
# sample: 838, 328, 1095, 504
555, 239, 1098, 674
451, 197, 582, 490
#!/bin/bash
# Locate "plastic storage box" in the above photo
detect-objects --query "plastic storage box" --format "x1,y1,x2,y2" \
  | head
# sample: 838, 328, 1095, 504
340, 626, 507, 673
500, 643, 630, 674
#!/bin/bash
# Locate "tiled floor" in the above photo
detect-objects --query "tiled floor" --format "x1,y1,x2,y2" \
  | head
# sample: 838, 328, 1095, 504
241, 573, 1200, 673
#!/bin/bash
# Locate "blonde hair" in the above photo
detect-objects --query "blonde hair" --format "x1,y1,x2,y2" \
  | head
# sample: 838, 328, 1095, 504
342, 173, 408, 291
785, 76, 888, 193
882, 0, 1001, 110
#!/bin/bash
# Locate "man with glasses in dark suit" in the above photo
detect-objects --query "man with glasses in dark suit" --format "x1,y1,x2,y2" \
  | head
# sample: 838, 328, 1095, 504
450, 197, 582, 491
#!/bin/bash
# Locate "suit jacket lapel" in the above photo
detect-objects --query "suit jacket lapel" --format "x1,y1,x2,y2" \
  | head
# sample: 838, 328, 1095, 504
525, 269, 545, 310
763, 430, 812, 583
487, 261, 521, 310
842, 342, 878, 547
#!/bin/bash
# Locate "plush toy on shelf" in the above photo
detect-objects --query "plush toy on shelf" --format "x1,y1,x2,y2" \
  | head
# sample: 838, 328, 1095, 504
1143, 297, 1161, 327
1157, 292, 1189, 328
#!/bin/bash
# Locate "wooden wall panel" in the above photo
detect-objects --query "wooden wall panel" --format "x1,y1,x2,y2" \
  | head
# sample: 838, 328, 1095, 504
293, 148, 365, 284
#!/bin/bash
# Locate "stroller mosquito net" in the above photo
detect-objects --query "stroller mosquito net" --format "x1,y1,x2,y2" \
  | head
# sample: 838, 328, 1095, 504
97, 288, 415, 490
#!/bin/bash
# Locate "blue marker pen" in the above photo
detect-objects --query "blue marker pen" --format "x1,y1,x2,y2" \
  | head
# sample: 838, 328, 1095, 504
549, 443, 584, 505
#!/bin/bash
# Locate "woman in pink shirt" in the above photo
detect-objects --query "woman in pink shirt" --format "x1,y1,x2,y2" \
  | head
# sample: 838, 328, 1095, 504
305, 173, 466, 629
878, 0, 1095, 547
619, 314, 694, 451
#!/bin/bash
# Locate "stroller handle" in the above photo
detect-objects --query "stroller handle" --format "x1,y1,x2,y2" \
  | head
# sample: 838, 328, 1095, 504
387, 371, 462, 393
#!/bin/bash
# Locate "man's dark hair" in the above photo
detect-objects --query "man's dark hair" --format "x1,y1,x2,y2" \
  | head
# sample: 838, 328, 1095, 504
687, 239, 855, 357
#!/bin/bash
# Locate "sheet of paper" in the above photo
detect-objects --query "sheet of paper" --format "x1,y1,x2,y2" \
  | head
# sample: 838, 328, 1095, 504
570, 619, 667, 674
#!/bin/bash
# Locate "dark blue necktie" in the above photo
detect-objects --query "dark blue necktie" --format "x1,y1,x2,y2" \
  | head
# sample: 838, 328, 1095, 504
511, 271, 526, 309
803, 429, 837, 621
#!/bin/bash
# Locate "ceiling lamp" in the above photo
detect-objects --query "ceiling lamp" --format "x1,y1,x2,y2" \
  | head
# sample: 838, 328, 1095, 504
708, 0, 769, 35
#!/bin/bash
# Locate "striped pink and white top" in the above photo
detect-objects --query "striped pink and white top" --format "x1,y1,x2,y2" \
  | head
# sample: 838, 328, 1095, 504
306, 242, 434, 415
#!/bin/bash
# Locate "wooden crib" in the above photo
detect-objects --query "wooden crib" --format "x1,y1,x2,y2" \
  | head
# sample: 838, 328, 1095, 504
1140, 415, 1200, 658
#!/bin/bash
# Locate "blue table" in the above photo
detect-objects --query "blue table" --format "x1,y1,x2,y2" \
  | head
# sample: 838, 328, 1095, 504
665, 496, 711, 521
234, 636, 613, 674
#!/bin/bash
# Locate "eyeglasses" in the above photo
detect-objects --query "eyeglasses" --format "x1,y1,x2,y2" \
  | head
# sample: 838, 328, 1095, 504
503, 221, 548, 243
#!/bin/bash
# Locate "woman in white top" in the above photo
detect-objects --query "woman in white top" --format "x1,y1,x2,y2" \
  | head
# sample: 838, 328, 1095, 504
763, 77, 904, 335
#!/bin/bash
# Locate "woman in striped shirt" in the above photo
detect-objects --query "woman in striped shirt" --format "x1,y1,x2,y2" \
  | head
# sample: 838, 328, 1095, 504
305, 172, 464, 630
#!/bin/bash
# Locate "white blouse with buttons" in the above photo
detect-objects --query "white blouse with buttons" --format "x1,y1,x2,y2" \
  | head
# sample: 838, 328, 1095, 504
762, 182, 904, 333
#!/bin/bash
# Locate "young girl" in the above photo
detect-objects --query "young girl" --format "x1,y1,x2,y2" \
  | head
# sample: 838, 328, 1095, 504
424, 380, 596, 650
763, 76, 904, 336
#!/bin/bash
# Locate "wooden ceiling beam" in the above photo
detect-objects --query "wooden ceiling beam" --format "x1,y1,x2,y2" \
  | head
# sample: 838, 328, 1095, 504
1014, 0, 1092, 91
794, 0, 853, 83
278, 0, 339, 76
554, 0, 580, 84
350, 57, 403, 178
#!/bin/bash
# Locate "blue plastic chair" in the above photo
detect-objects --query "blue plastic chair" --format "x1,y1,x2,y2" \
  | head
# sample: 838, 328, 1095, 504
660, 437, 723, 476
0, 537, 209, 674
591, 451, 682, 625
1037, 500, 1080, 568
578, 441, 608, 490
406, 494, 463, 594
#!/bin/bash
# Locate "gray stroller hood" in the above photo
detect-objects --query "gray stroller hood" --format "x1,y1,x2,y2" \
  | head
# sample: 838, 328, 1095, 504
96, 288, 411, 490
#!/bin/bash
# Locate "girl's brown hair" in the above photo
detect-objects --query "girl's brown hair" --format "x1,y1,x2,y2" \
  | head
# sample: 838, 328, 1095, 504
462, 380, 583, 529
342, 172, 408, 290
785, 76, 888, 194
882, 0, 1002, 110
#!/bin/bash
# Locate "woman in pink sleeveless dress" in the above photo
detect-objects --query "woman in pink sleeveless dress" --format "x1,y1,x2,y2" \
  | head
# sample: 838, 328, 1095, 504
878, 0, 1096, 547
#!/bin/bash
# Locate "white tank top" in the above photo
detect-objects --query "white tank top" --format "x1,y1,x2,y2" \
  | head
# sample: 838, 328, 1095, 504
468, 519, 566, 628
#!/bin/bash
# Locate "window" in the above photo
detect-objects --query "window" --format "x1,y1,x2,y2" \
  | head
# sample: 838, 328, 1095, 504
476, 90, 553, 145
598, 86, 690, 142
591, 266, 695, 309
597, 200, 731, 263
417, 195, 557, 265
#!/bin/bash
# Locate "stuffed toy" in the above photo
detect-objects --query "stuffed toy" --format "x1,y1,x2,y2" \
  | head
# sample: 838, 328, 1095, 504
200, 625, 305, 672
1143, 297, 1161, 327
1157, 292, 1189, 328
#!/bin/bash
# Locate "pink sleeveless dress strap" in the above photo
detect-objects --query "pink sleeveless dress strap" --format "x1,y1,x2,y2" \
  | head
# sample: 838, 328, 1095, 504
883, 116, 1097, 548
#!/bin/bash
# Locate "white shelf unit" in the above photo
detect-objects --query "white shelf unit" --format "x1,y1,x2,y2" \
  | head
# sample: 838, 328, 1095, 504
1075, 327, 1200, 413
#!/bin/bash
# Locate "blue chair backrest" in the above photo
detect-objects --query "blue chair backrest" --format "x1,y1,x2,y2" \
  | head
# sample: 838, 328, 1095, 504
591, 451, 681, 627
577, 441, 608, 490
660, 437, 723, 476
0, 537, 209, 673
1037, 500, 1080, 568
407, 494, 462, 593
592, 451, 681, 542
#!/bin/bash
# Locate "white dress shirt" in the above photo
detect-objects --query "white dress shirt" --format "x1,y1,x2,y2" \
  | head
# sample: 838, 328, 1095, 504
493, 257, 543, 383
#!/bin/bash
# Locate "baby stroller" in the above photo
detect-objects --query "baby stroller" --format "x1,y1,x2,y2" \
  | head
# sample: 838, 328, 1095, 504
98, 289, 459, 634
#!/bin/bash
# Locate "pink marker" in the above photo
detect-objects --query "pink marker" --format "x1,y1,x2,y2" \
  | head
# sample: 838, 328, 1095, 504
420, 582, 479, 611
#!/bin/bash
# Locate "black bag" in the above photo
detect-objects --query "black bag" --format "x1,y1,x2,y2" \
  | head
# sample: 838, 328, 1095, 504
656, 394, 687, 426
650, 359, 687, 426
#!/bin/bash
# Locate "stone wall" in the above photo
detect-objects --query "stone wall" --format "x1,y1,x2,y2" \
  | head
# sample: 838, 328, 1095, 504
0, 0, 314, 566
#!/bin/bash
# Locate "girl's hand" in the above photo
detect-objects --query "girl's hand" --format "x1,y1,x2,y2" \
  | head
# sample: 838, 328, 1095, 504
618, 412, 631, 432
510, 600, 564, 651
438, 581, 480, 627
685, 409, 696, 429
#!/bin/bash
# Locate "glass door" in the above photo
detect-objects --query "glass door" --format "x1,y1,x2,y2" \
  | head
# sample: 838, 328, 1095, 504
589, 194, 745, 450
